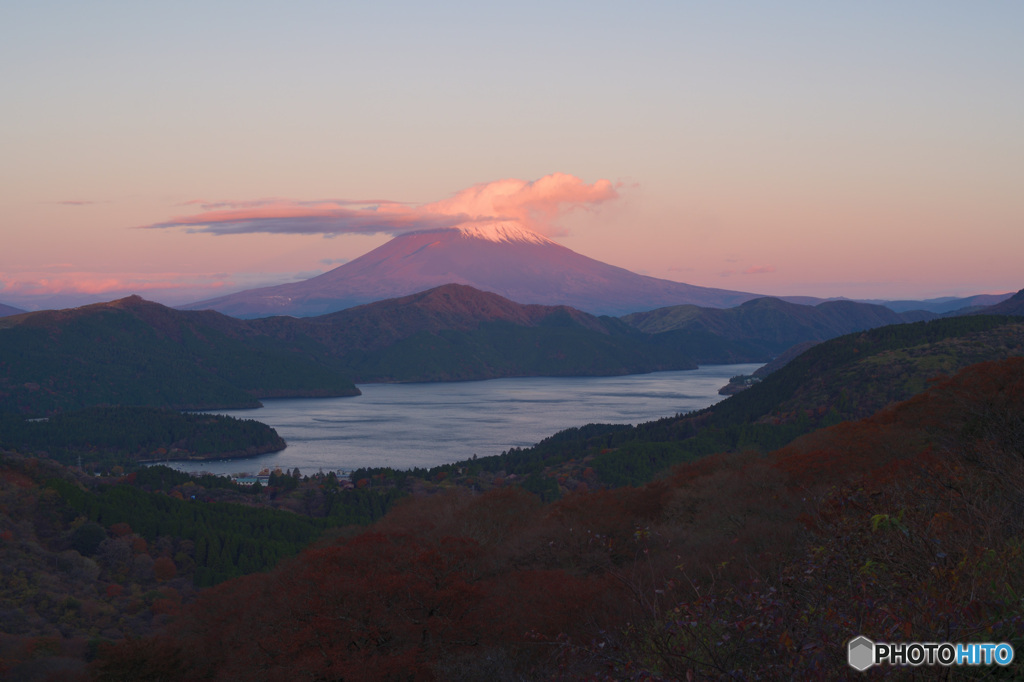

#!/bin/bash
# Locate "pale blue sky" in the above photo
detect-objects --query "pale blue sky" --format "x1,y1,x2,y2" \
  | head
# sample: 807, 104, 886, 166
2, 2, 1022, 308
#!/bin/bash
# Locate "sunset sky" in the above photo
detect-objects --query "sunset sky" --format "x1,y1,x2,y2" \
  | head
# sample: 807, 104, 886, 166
3, 2, 1022, 311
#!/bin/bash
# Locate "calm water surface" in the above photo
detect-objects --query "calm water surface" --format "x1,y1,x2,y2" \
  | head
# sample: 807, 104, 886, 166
169, 364, 761, 476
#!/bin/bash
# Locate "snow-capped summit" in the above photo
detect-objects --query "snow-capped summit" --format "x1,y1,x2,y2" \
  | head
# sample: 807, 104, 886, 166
451, 221, 555, 246
181, 225, 763, 318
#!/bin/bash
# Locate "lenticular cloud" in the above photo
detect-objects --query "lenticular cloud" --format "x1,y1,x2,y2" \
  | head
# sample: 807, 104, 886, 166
423, 173, 618, 234
138, 173, 619, 238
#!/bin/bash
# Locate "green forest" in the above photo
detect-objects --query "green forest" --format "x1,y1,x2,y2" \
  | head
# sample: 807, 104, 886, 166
0, 406, 286, 469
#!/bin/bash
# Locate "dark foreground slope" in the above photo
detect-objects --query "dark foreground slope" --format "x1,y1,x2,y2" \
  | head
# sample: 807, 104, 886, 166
0, 450, 403, 679
91, 356, 1024, 680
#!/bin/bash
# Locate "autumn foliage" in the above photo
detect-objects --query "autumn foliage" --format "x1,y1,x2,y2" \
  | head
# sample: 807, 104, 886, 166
88, 358, 1024, 679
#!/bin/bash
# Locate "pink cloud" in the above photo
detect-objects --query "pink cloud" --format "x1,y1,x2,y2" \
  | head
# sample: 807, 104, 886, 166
140, 174, 619, 239
743, 265, 776, 275
181, 198, 409, 210
424, 173, 618, 234
139, 200, 457, 237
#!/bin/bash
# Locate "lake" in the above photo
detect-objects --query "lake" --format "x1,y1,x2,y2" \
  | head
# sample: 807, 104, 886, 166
167, 363, 762, 476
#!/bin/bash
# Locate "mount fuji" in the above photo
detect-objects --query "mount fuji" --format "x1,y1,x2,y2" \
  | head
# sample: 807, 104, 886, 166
182, 222, 781, 318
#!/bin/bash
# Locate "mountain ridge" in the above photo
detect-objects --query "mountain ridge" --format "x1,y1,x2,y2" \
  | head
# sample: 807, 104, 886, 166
0, 287, 701, 413
967, 287, 1024, 316
246, 284, 699, 383
181, 225, 769, 318
7, 284, 1022, 416
0, 301, 26, 317
622, 295, 938, 358
0, 296, 361, 414
250, 284, 615, 353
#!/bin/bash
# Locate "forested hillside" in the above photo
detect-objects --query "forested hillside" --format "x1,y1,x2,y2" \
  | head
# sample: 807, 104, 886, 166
357, 315, 1024, 490
0, 453, 401, 679
11, 287, 1009, 418
969, 286, 1024, 316
4, 301, 1023, 678
0, 406, 285, 469
0, 288, 697, 414
623, 295, 935, 356
90, 356, 1024, 679
0, 297, 359, 415
248, 284, 701, 382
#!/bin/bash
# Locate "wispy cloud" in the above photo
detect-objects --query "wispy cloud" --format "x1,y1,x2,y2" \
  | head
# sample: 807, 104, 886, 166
0, 272, 226, 296
719, 264, 777, 277
139, 201, 465, 237
139, 173, 619, 239
54, 200, 97, 206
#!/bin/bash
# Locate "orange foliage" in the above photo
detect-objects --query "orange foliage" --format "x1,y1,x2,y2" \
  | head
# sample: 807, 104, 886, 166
92, 357, 1024, 680
109, 522, 132, 537
153, 556, 177, 582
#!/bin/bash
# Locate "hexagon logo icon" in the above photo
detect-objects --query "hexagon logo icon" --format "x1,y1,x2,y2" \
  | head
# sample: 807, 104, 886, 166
848, 636, 875, 671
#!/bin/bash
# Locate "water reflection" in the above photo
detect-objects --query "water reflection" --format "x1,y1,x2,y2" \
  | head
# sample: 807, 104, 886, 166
165, 364, 762, 476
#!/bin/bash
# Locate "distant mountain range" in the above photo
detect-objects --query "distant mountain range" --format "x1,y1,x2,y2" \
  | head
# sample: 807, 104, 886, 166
0, 287, 698, 414
0, 302, 25, 317
8, 283, 1019, 416
622, 296, 937, 359
245, 284, 702, 383
181, 222, 785, 318
180, 222, 1019, 319
861, 291, 1016, 313
969, 287, 1024, 316
0, 297, 360, 414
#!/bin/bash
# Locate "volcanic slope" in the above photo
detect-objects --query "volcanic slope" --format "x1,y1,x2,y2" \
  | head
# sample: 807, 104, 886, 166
182, 222, 768, 318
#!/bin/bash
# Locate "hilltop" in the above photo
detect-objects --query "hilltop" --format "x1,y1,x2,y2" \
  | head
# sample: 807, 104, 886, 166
0, 288, 695, 414
0, 296, 359, 414
5, 286, 1021, 417
250, 283, 696, 382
